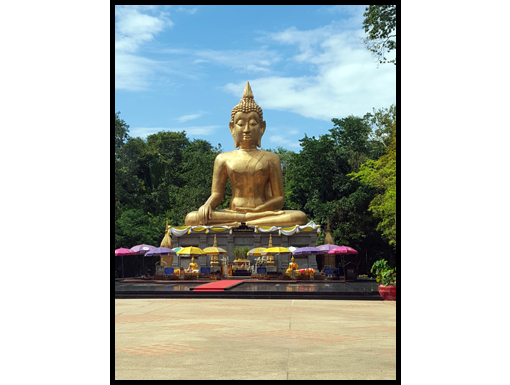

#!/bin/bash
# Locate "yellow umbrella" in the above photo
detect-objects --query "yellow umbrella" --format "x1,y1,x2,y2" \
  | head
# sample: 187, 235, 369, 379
203, 246, 227, 255
176, 247, 205, 256
248, 247, 267, 256
262, 247, 291, 255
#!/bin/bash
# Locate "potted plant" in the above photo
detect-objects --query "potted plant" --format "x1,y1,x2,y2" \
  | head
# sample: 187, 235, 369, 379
371, 259, 397, 300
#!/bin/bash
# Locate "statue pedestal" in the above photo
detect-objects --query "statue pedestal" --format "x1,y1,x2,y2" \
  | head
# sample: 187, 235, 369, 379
171, 227, 319, 270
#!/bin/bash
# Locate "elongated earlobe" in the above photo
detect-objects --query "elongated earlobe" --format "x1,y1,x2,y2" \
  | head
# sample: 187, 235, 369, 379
229, 122, 239, 148
258, 121, 266, 147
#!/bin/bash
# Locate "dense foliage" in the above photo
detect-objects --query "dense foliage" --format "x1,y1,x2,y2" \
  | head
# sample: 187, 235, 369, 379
363, 5, 397, 65
114, 105, 397, 273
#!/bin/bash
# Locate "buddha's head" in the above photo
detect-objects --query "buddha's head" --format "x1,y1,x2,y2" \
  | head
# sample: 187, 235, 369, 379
230, 82, 266, 148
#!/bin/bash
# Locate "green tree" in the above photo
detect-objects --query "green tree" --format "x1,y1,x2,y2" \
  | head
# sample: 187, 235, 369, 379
350, 121, 396, 248
114, 114, 223, 247
363, 104, 396, 148
330, 115, 374, 173
115, 111, 129, 154
264, 146, 297, 210
285, 113, 396, 272
363, 5, 397, 65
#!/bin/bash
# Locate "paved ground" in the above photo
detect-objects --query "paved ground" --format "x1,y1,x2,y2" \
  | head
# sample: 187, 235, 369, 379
115, 298, 396, 380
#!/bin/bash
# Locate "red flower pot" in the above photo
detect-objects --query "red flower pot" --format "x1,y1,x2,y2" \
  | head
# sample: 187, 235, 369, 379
378, 285, 396, 301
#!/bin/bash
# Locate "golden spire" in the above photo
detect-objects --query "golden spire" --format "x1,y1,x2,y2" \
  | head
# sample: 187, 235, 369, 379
268, 233, 273, 248
323, 218, 334, 245
160, 218, 173, 249
213, 234, 218, 247
242, 81, 254, 99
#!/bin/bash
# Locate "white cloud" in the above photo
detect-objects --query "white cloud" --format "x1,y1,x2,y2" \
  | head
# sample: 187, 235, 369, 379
115, 6, 171, 53
267, 135, 301, 149
176, 113, 203, 123
115, 5, 172, 90
115, 53, 158, 91
224, 24, 396, 121
165, 47, 281, 73
129, 125, 221, 138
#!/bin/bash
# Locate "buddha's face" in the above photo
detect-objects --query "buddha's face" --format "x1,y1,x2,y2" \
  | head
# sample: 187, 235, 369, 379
230, 111, 266, 148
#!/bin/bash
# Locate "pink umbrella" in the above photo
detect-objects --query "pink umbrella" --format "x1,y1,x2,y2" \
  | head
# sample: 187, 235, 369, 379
115, 248, 136, 279
328, 246, 358, 255
328, 246, 358, 282
115, 248, 136, 256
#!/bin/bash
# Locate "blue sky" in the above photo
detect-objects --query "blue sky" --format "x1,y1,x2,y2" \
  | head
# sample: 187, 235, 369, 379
115, 5, 396, 153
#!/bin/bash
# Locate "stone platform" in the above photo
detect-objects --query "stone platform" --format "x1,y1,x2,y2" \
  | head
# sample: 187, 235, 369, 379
169, 223, 320, 271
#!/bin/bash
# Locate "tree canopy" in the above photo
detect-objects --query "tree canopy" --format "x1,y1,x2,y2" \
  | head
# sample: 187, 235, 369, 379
363, 5, 397, 65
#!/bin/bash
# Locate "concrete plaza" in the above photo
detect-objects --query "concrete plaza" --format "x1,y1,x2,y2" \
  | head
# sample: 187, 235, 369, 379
115, 298, 397, 380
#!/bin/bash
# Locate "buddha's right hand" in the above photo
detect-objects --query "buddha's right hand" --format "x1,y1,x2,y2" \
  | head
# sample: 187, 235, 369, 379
197, 204, 212, 224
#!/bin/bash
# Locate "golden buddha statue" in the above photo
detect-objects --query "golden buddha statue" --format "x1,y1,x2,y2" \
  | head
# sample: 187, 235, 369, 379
185, 82, 308, 227
188, 256, 199, 273
286, 256, 300, 276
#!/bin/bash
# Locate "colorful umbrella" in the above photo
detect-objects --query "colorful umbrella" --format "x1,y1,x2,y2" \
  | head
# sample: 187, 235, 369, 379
248, 247, 267, 256
130, 244, 156, 254
115, 248, 136, 256
262, 247, 291, 255
328, 246, 358, 283
173, 247, 183, 253
292, 246, 321, 255
176, 246, 205, 256
202, 246, 227, 255
115, 248, 137, 279
287, 246, 298, 252
316, 244, 339, 253
328, 246, 358, 255
144, 247, 175, 256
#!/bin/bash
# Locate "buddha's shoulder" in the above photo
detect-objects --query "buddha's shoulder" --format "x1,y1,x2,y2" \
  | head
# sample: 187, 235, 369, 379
262, 150, 282, 163
215, 151, 236, 162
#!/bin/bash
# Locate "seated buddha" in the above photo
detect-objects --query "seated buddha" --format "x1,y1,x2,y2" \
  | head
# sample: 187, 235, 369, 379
188, 257, 199, 273
185, 82, 308, 227
286, 256, 300, 276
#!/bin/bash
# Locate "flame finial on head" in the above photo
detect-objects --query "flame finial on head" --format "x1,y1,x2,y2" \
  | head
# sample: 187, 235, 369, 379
231, 81, 263, 122
242, 81, 254, 99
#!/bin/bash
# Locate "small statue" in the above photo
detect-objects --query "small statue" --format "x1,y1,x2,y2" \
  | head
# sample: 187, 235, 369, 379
185, 82, 308, 227
286, 256, 301, 277
188, 257, 199, 273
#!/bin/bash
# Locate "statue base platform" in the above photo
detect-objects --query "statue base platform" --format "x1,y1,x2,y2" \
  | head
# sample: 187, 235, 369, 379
170, 223, 319, 271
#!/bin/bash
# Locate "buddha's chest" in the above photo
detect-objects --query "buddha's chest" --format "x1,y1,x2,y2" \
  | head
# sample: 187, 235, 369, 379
227, 155, 270, 185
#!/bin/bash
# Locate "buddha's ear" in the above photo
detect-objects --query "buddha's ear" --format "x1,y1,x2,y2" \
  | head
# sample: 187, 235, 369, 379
257, 121, 266, 147
260, 120, 266, 135
229, 121, 239, 148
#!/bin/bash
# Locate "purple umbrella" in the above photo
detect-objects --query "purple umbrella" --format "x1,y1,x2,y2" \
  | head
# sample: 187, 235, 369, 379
130, 244, 156, 254
316, 244, 339, 253
292, 246, 321, 255
144, 247, 176, 256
